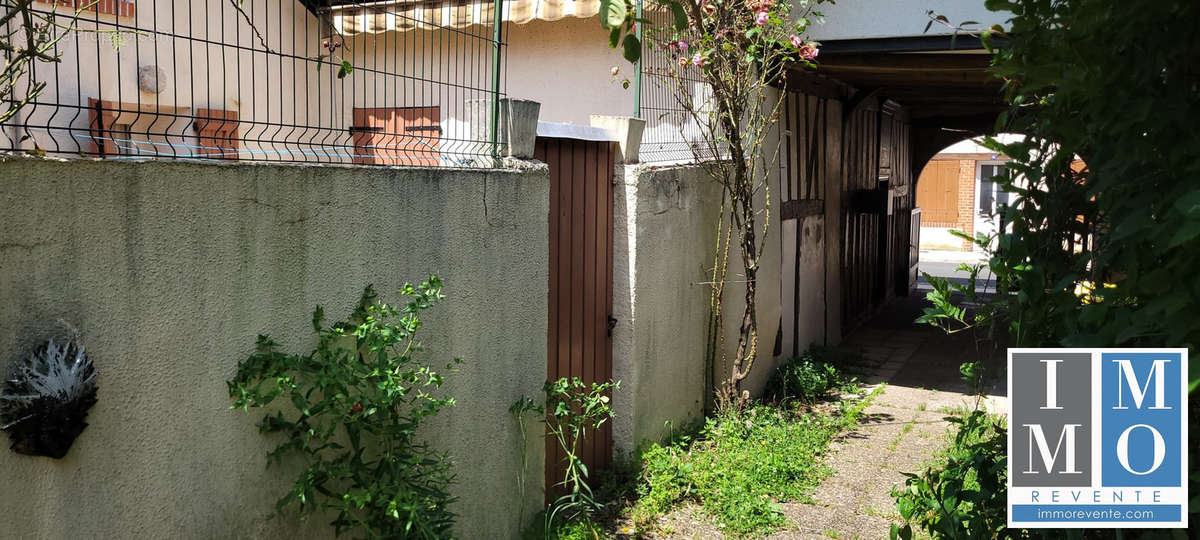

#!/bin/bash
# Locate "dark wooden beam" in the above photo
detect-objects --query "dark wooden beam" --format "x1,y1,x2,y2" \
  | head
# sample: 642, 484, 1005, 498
843, 87, 883, 120
782, 199, 825, 220
818, 35, 999, 54
818, 53, 992, 71
781, 68, 853, 100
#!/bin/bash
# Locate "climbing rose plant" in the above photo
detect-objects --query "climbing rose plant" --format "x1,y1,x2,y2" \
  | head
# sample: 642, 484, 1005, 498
603, 0, 823, 408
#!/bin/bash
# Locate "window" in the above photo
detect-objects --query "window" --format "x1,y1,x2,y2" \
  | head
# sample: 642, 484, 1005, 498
978, 163, 1011, 216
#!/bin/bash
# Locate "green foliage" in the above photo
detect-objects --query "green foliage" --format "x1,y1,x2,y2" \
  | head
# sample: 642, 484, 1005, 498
980, 0, 1199, 375
228, 278, 459, 539
514, 378, 619, 537
599, 0, 640, 62
903, 2, 1200, 536
765, 346, 862, 403
890, 411, 1028, 540
544, 377, 619, 527
632, 386, 883, 537
520, 514, 607, 540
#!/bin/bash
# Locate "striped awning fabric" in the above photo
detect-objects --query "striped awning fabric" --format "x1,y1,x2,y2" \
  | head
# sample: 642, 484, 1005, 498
328, 0, 601, 34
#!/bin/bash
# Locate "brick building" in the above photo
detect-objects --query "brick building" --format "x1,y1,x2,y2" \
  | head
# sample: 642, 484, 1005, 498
915, 136, 1017, 251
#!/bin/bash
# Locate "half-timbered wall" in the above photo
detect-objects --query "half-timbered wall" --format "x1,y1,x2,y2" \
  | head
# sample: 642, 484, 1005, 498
779, 92, 841, 357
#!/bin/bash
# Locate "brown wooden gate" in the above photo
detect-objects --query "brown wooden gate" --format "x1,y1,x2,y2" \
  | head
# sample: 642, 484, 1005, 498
841, 100, 883, 331
841, 99, 914, 329
536, 136, 615, 500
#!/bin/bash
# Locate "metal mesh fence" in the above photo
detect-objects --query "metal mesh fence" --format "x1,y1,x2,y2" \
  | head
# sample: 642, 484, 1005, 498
637, 5, 716, 164
1, 0, 506, 167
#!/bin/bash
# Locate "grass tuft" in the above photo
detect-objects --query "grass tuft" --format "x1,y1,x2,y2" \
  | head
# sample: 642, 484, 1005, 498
631, 384, 885, 537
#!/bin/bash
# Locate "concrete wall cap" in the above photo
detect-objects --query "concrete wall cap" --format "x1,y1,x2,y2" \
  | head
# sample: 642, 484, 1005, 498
536, 121, 618, 142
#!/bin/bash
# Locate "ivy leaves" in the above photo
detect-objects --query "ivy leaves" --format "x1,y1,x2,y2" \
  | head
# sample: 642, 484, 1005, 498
601, 0, 691, 64
600, 0, 642, 63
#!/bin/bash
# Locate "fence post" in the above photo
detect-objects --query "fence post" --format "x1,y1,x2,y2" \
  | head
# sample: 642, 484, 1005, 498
633, 0, 643, 118
490, 0, 503, 159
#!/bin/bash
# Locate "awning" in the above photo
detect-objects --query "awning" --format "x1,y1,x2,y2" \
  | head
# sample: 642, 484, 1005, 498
327, 0, 600, 35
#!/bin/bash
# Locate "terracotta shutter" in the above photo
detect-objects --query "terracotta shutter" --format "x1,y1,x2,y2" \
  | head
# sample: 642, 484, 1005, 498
37, 0, 135, 17
194, 108, 240, 160
915, 159, 960, 225
350, 107, 441, 166
87, 98, 118, 156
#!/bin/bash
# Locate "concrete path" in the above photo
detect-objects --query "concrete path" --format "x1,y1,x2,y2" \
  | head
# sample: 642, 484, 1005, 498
772, 295, 1006, 540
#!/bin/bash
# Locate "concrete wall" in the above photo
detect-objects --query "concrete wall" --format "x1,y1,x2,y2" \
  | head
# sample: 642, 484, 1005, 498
810, 0, 1011, 41
611, 164, 722, 451
611, 152, 787, 450
0, 156, 548, 539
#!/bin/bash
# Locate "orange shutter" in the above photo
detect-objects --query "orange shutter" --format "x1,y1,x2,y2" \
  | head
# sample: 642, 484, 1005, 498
37, 0, 135, 18
87, 98, 118, 157
194, 109, 240, 160
350, 107, 441, 166
915, 159, 961, 226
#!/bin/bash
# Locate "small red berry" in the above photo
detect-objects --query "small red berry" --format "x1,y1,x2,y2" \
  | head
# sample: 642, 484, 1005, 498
350, 403, 363, 414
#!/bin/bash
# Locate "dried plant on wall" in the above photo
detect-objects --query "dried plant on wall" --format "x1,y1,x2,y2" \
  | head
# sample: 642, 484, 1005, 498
0, 339, 99, 459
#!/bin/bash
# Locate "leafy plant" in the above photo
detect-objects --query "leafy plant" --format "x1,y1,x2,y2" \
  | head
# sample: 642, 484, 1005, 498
514, 377, 618, 537
899, 1, 1200, 535
228, 278, 459, 539
0, 338, 98, 459
765, 346, 861, 403
890, 411, 1020, 540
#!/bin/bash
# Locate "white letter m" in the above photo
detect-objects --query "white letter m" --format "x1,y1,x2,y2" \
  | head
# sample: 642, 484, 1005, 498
1023, 424, 1082, 474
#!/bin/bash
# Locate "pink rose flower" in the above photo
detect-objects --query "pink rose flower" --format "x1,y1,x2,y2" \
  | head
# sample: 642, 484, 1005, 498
755, 11, 769, 26
692, 53, 709, 67
678, 40, 690, 53
798, 42, 820, 60
790, 34, 803, 48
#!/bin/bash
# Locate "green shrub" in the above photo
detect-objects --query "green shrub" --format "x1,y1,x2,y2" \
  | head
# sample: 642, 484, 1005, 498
228, 278, 459, 539
765, 346, 861, 403
891, 411, 1016, 540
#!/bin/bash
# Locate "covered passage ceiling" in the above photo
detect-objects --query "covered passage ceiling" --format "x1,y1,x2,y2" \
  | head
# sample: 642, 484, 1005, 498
811, 36, 1009, 176
816, 51, 1004, 122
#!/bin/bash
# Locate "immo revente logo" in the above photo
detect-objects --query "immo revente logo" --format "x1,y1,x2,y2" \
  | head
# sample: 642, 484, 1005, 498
1008, 349, 1188, 528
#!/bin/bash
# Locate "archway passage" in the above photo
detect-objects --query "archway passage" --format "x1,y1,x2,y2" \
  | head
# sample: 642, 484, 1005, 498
810, 38, 1006, 330
915, 134, 1022, 253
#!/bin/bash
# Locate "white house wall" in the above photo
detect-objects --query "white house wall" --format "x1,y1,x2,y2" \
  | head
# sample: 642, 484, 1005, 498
9, 0, 325, 159
809, 0, 1010, 41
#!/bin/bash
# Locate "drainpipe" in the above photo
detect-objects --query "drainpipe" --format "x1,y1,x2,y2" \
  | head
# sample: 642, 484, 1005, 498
490, 0, 503, 159
633, 0, 643, 118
